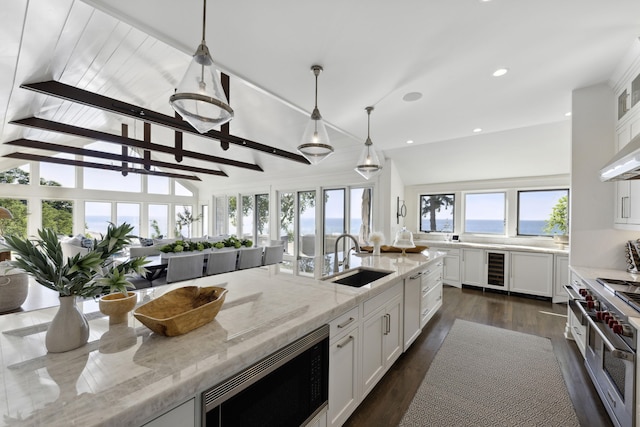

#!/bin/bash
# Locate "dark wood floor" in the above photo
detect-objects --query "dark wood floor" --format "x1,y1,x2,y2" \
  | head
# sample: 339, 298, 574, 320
343, 285, 613, 427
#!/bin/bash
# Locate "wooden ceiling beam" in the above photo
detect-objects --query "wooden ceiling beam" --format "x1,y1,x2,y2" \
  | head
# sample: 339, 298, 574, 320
20, 80, 310, 165
4, 152, 201, 181
10, 117, 262, 172
4, 138, 228, 177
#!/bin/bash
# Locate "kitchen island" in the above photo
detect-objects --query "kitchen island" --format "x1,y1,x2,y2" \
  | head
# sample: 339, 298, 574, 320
0, 251, 443, 427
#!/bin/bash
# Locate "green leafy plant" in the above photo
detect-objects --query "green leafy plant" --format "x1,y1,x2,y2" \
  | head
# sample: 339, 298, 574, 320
159, 236, 252, 253
543, 195, 568, 235
4, 222, 149, 298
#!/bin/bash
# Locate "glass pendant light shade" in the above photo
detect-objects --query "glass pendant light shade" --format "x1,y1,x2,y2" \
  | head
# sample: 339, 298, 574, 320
169, 0, 233, 134
355, 106, 382, 179
298, 65, 334, 164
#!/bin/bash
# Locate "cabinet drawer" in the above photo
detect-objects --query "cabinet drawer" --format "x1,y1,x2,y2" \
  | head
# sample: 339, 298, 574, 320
420, 284, 443, 326
435, 247, 460, 256
329, 306, 359, 341
363, 282, 402, 318
422, 267, 442, 288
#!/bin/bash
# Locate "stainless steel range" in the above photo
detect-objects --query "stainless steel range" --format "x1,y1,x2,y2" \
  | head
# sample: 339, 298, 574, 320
566, 277, 638, 427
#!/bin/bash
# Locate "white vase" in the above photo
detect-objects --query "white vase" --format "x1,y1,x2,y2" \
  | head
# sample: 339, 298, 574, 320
373, 243, 381, 256
46, 296, 90, 353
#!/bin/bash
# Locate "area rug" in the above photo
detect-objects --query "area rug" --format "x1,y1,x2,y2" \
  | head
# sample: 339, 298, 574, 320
399, 319, 579, 426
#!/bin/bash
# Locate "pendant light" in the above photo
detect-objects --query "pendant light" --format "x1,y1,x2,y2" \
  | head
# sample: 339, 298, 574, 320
298, 65, 334, 164
355, 106, 382, 179
169, 0, 233, 134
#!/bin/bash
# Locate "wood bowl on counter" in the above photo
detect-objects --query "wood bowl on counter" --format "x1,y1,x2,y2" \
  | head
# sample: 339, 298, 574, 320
133, 286, 228, 337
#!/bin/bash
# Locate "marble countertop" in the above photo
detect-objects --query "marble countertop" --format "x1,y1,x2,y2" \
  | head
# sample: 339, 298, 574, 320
0, 251, 442, 427
415, 239, 569, 255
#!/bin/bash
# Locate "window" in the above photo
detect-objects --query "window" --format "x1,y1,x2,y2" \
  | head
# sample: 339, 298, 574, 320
215, 196, 226, 236
241, 195, 254, 241
83, 142, 141, 192
42, 199, 73, 235
149, 204, 168, 238
202, 205, 209, 236
0, 165, 30, 185
0, 199, 27, 237
420, 194, 454, 232
351, 188, 372, 244
279, 192, 294, 254
41, 155, 75, 187
85, 201, 111, 236
255, 194, 269, 246
518, 189, 569, 236
464, 192, 506, 234
175, 205, 196, 238
117, 203, 140, 237
148, 175, 169, 194
227, 196, 237, 235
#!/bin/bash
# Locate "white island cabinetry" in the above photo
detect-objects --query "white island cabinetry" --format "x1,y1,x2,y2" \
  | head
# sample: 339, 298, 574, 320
510, 251, 554, 297
403, 270, 423, 350
361, 281, 403, 399
328, 306, 360, 427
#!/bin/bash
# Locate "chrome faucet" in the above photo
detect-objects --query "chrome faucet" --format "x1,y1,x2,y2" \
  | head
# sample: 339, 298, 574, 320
333, 233, 361, 273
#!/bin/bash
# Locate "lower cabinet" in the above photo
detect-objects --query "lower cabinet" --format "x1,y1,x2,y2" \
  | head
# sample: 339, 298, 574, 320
328, 307, 360, 427
403, 271, 423, 349
431, 247, 460, 287
510, 251, 554, 297
361, 285, 403, 399
553, 254, 569, 303
420, 268, 443, 328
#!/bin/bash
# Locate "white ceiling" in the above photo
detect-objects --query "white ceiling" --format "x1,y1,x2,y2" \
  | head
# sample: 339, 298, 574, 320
1, 0, 640, 191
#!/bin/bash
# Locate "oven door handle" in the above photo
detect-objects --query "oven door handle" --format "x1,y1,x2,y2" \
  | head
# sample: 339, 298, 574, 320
583, 311, 635, 362
563, 285, 582, 300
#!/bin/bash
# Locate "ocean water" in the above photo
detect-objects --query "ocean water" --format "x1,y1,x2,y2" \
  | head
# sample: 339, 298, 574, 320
420, 219, 557, 236
85, 215, 165, 237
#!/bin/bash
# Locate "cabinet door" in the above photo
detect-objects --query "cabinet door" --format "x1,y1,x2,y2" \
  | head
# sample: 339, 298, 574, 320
329, 327, 359, 427
383, 293, 403, 367
361, 307, 385, 398
510, 252, 554, 296
403, 272, 422, 350
626, 115, 640, 224
443, 254, 461, 287
553, 255, 569, 302
461, 248, 484, 286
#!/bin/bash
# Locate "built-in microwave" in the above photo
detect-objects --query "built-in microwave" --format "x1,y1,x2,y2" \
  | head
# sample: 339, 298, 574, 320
202, 325, 329, 426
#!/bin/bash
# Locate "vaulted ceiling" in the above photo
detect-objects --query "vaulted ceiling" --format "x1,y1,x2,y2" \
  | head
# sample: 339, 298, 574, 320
2, 0, 640, 191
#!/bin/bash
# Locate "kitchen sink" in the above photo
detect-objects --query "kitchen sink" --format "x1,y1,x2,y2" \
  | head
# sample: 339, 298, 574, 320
322, 267, 393, 288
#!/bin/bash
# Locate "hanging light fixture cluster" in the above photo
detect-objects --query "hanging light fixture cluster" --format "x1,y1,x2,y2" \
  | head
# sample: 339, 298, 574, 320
355, 106, 382, 179
170, 0, 233, 134
297, 65, 334, 165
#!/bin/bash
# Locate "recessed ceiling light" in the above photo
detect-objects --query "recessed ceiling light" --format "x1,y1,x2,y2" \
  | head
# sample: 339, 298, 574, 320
402, 92, 423, 102
565, 112, 572, 117
492, 68, 509, 77
473, 128, 482, 133
406, 140, 414, 144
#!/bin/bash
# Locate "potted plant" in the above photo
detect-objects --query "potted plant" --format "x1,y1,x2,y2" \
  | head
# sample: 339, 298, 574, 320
4, 222, 149, 352
543, 195, 569, 248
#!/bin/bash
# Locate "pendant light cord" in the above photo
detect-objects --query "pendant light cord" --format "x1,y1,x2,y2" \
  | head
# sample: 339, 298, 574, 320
201, 0, 207, 43
314, 72, 319, 109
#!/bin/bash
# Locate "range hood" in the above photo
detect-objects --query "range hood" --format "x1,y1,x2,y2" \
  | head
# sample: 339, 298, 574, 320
600, 133, 640, 181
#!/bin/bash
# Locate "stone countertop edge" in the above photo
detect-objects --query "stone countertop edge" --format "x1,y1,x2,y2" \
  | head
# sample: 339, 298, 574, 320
0, 251, 444, 427
416, 239, 569, 255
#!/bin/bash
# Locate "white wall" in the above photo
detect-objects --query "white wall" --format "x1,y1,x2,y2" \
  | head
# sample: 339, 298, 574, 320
570, 83, 638, 270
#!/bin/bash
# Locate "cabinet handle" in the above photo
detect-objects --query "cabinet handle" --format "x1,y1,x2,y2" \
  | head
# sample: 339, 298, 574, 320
336, 335, 354, 348
422, 286, 431, 295
421, 308, 429, 316
436, 295, 442, 301
572, 326, 582, 336
623, 196, 630, 219
337, 317, 355, 329
410, 272, 423, 280
383, 313, 391, 335
436, 262, 443, 267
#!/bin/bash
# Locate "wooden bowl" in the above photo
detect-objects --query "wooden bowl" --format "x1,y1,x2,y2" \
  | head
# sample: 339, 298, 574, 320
99, 292, 137, 325
133, 286, 227, 336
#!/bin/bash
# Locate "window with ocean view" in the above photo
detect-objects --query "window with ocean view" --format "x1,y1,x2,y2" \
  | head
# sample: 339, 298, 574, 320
464, 192, 505, 234
517, 189, 569, 236
420, 194, 454, 233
